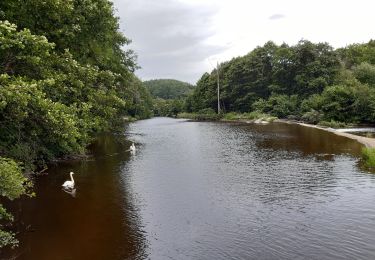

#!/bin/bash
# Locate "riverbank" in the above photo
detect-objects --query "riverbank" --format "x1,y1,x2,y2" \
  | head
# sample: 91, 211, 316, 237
275, 119, 375, 148
177, 112, 375, 148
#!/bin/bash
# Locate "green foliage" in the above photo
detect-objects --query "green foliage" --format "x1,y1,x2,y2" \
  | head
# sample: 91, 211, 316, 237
0, 157, 32, 199
0, 0, 153, 248
362, 147, 375, 168
319, 84, 375, 123
123, 75, 153, 119
353, 62, 375, 86
0, 19, 151, 170
178, 108, 222, 121
144, 79, 194, 99
188, 40, 340, 114
318, 120, 348, 128
188, 39, 375, 125
0, 0, 136, 72
338, 40, 375, 68
252, 95, 299, 118
153, 98, 184, 117
301, 110, 322, 124
223, 112, 276, 121
0, 157, 33, 248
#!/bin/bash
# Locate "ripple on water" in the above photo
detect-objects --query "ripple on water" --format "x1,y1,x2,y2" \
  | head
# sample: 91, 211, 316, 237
124, 118, 375, 260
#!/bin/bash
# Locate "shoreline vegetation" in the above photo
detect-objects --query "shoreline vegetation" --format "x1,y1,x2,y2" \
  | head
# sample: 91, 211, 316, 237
0, 0, 153, 248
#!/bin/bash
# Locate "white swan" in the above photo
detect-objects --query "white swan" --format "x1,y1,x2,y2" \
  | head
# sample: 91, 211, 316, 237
62, 172, 75, 190
130, 142, 136, 152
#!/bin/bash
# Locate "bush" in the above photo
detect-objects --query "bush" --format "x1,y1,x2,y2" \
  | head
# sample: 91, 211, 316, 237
353, 62, 375, 86
177, 111, 222, 121
252, 95, 299, 118
318, 120, 348, 128
301, 110, 322, 124
0, 157, 33, 248
222, 112, 277, 122
197, 108, 216, 115
362, 147, 375, 168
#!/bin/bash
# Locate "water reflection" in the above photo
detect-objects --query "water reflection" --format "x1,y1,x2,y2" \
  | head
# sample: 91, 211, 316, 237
62, 188, 77, 198
124, 118, 375, 260
3, 118, 375, 260
2, 134, 147, 260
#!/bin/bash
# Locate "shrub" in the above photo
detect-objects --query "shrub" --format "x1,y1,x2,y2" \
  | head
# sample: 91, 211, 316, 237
318, 120, 348, 128
362, 147, 375, 168
0, 157, 33, 248
301, 110, 322, 124
353, 62, 375, 86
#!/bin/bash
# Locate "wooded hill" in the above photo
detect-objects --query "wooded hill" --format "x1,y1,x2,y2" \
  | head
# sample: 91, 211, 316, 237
144, 79, 194, 99
143, 79, 193, 117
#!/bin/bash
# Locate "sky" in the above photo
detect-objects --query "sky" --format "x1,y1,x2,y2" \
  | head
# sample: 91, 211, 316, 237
113, 0, 375, 84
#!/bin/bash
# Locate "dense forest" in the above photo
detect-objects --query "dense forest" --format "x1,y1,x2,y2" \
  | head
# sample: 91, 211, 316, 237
186, 40, 375, 125
0, 0, 152, 247
144, 79, 193, 117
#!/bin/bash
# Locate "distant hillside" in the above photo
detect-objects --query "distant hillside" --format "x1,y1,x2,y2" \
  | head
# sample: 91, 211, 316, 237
143, 79, 194, 99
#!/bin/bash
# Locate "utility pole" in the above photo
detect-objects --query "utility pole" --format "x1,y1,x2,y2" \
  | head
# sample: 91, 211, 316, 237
216, 62, 220, 114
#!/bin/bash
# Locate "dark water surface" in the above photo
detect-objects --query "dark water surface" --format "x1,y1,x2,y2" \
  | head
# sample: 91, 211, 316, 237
3, 117, 375, 259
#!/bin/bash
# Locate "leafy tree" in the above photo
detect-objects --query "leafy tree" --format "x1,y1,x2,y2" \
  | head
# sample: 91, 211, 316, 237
188, 40, 340, 114
353, 62, 375, 86
0, 0, 152, 248
252, 94, 299, 118
0, 157, 33, 248
338, 40, 375, 68
0, 0, 136, 72
319, 84, 375, 123
144, 79, 194, 99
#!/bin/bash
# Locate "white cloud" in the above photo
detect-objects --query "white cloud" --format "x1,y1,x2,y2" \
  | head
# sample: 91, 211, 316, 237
113, 0, 375, 84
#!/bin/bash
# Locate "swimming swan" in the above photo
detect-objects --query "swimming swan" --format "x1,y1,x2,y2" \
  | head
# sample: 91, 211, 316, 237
130, 142, 136, 152
62, 172, 75, 190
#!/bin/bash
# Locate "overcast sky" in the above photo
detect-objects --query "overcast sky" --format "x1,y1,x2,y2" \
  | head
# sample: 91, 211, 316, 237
113, 0, 375, 84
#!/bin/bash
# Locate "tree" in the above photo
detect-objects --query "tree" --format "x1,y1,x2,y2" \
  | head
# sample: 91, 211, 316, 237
0, 157, 33, 248
353, 62, 375, 86
143, 79, 194, 99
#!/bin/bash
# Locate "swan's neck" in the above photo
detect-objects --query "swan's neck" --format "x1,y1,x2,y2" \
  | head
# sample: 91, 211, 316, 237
70, 173, 75, 183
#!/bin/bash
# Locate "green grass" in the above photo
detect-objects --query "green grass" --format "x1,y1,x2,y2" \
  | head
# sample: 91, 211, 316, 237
362, 147, 375, 168
178, 111, 278, 122
223, 112, 277, 122
177, 112, 222, 121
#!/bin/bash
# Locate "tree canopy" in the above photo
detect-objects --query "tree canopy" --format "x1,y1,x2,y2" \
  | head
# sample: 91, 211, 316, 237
143, 79, 194, 100
0, 0, 152, 248
186, 40, 375, 124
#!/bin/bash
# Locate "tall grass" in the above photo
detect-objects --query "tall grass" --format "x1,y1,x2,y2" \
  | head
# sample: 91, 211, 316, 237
318, 120, 349, 128
223, 112, 277, 122
177, 112, 222, 121
362, 147, 375, 168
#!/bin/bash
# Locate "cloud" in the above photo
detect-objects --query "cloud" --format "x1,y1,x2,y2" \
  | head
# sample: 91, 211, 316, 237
113, 0, 228, 84
269, 14, 285, 20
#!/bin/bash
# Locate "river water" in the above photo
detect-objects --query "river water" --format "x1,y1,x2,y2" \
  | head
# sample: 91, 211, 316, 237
2, 117, 375, 259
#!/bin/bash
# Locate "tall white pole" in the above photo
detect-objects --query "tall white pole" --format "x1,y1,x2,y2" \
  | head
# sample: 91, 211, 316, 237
216, 62, 220, 114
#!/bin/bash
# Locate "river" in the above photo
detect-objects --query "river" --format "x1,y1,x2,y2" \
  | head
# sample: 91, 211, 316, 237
2, 117, 375, 259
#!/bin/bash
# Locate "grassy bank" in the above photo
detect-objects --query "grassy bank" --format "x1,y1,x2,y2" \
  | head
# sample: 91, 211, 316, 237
177, 112, 222, 121
362, 148, 375, 168
177, 111, 277, 122
222, 112, 277, 122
